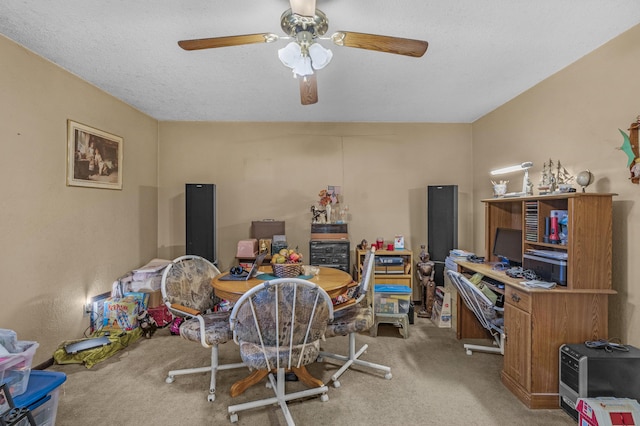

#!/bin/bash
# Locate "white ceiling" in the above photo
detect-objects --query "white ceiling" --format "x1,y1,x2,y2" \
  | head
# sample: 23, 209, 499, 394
1, 1, 639, 123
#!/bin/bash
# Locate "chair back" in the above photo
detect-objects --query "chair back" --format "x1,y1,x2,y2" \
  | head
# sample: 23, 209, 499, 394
446, 270, 502, 332
161, 255, 221, 317
356, 246, 376, 305
230, 278, 334, 371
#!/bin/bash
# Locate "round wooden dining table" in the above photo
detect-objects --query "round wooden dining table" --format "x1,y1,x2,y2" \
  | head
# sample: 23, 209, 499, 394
211, 265, 353, 397
211, 265, 353, 303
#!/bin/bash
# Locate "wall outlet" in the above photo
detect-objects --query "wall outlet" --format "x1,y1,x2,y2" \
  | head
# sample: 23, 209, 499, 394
83, 303, 91, 317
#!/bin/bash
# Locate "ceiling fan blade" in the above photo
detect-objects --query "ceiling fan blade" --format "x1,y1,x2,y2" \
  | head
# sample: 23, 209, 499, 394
331, 31, 428, 58
289, 0, 316, 16
299, 74, 318, 105
178, 33, 278, 51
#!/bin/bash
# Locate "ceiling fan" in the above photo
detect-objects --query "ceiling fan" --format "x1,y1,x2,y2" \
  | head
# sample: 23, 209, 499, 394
178, 0, 428, 105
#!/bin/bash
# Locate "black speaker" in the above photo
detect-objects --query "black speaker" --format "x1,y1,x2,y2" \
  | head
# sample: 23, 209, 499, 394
186, 183, 216, 263
428, 185, 458, 285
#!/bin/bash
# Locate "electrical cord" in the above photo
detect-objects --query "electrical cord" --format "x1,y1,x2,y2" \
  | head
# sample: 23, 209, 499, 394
584, 338, 629, 352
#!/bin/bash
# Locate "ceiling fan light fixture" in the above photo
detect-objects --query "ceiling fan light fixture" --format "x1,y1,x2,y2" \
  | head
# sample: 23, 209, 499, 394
293, 56, 314, 77
308, 43, 332, 70
278, 41, 302, 68
278, 41, 317, 77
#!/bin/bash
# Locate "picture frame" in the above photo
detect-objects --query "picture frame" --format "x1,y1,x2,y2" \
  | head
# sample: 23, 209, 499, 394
67, 120, 123, 190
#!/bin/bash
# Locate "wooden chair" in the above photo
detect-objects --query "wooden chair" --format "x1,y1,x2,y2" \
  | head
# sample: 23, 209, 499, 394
318, 246, 392, 388
446, 269, 504, 355
227, 278, 334, 425
161, 255, 245, 402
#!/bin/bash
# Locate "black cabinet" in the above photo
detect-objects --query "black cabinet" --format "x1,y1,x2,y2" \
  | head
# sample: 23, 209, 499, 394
309, 240, 350, 273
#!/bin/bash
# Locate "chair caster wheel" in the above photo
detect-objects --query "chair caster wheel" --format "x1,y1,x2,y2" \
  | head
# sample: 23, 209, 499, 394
466, 349, 473, 355
332, 380, 341, 388
207, 393, 215, 402
230, 413, 238, 423
321, 393, 329, 402
165, 376, 175, 384
384, 373, 392, 380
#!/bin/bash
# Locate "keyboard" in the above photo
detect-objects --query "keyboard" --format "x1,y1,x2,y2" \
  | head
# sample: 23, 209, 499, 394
481, 276, 505, 290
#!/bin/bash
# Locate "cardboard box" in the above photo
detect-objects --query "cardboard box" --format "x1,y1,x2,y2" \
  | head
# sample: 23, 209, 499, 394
236, 239, 258, 257
431, 288, 452, 328
577, 397, 640, 426
142, 289, 163, 308
103, 297, 139, 331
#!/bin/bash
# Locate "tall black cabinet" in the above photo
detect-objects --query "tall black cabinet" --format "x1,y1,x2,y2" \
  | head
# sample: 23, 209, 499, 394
186, 183, 216, 264
427, 185, 458, 285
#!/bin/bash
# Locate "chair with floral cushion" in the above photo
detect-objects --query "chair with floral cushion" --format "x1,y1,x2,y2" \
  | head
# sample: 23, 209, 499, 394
227, 278, 334, 425
161, 255, 245, 402
318, 246, 392, 388
446, 269, 504, 355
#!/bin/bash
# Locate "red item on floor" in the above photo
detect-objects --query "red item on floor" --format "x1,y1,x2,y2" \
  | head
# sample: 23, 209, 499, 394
148, 305, 173, 327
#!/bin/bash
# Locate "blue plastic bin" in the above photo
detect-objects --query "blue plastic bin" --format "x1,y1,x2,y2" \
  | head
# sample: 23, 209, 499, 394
13, 371, 66, 426
374, 285, 412, 314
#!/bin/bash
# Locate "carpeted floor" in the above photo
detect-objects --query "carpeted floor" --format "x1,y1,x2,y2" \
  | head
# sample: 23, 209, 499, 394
47, 317, 574, 425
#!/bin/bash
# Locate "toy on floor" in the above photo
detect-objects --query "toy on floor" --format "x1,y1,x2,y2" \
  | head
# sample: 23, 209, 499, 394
137, 309, 158, 339
169, 317, 183, 335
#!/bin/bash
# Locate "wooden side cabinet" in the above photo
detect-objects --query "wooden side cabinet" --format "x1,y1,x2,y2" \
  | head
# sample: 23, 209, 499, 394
356, 249, 413, 294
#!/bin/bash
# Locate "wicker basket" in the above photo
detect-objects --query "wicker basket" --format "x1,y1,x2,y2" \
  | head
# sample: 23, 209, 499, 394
271, 263, 302, 278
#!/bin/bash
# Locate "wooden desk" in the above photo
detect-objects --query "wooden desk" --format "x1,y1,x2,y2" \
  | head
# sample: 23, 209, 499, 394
211, 266, 353, 397
455, 260, 615, 409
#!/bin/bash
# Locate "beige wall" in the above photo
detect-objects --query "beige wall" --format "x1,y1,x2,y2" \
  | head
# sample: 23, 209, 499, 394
472, 24, 640, 346
0, 35, 159, 364
2, 22, 639, 365
157, 122, 474, 301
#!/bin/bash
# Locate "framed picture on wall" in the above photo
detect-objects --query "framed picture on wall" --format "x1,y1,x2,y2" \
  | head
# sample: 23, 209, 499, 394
67, 120, 123, 190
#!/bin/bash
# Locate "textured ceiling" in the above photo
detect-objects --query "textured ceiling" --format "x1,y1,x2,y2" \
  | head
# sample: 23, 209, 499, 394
1, 1, 639, 123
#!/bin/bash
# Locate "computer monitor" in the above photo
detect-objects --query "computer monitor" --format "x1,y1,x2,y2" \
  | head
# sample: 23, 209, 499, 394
492, 227, 522, 266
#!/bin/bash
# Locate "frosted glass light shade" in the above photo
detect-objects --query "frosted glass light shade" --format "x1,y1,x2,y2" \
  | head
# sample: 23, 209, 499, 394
278, 41, 332, 77
278, 42, 302, 68
309, 43, 332, 70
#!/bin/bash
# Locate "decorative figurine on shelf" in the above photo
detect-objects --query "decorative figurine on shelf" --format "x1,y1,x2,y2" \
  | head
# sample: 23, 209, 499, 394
617, 115, 640, 184
539, 159, 576, 194
556, 161, 575, 192
491, 180, 508, 197
337, 204, 348, 224
416, 245, 435, 318
310, 205, 327, 224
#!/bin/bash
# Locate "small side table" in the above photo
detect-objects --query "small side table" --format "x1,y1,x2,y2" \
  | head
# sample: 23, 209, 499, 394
370, 313, 409, 339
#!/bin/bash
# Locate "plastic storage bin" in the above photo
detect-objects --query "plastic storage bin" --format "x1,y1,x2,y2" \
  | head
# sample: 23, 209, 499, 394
0, 341, 39, 397
13, 371, 66, 426
374, 285, 412, 314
